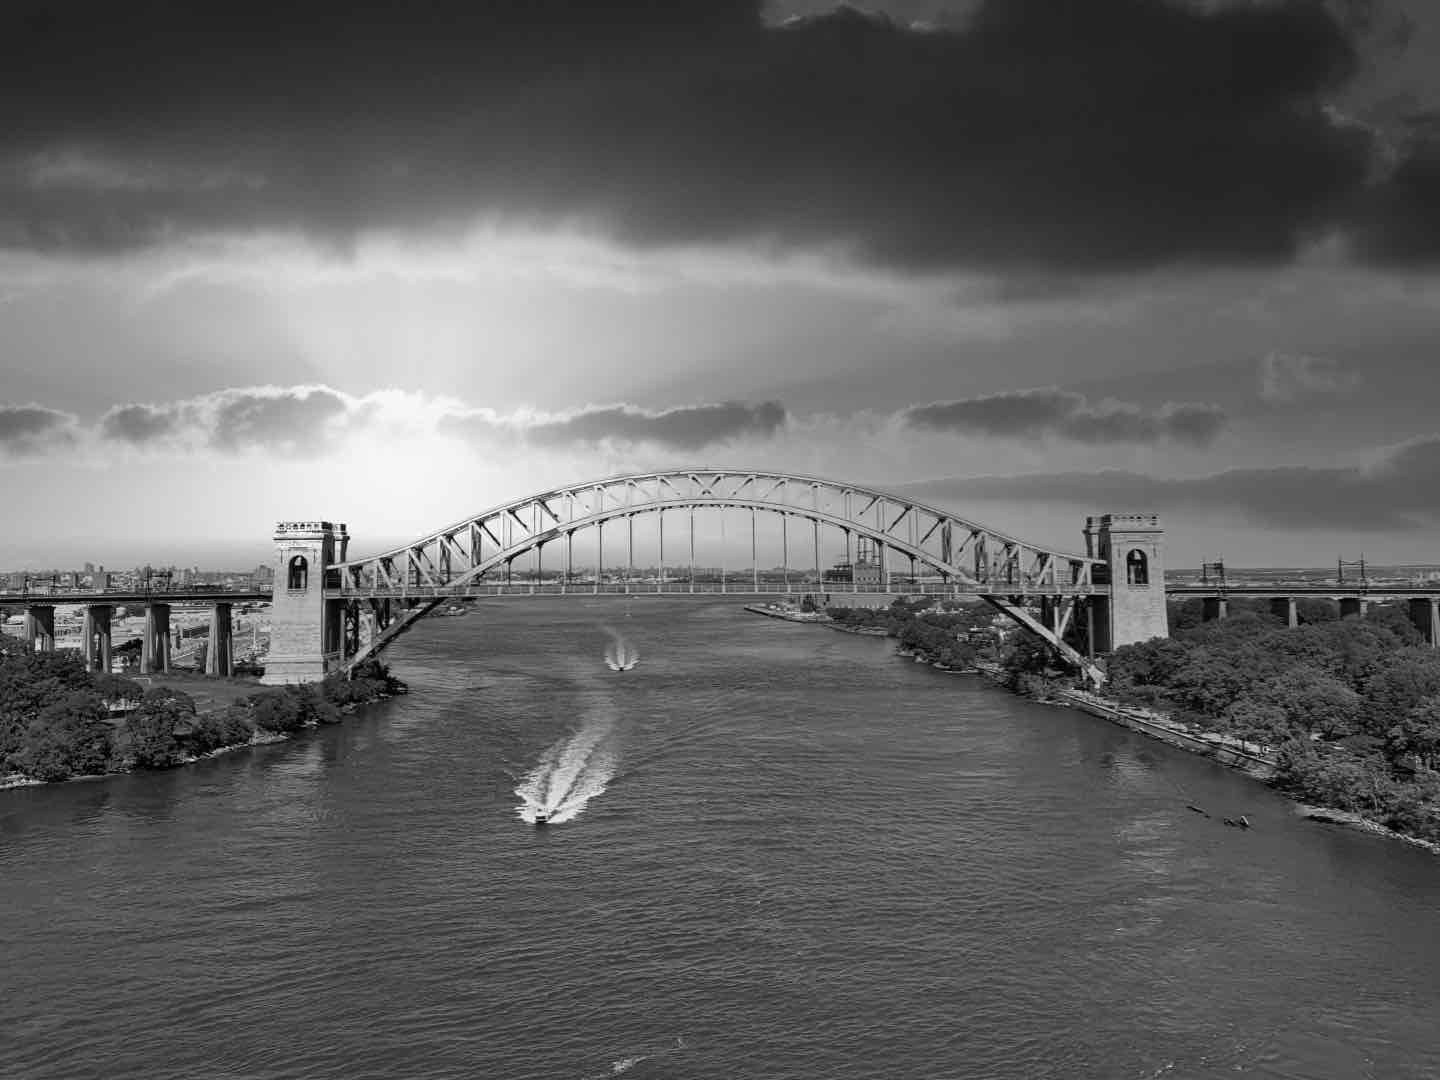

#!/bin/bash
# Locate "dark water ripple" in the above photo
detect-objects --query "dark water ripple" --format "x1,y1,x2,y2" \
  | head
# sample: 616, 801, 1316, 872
3, 601, 1439, 1079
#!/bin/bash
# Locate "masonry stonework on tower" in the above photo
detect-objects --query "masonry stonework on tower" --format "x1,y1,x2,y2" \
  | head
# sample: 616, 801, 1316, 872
1084, 513, 1168, 653
262, 521, 349, 685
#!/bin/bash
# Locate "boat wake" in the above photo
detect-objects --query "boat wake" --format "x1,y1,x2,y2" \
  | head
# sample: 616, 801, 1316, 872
515, 707, 618, 824
602, 624, 640, 672
580, 1037, 687, 1079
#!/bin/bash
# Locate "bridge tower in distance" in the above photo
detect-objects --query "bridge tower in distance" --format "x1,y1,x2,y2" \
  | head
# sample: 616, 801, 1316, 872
262, 521, 349, 685
1084, 513, 1168, 652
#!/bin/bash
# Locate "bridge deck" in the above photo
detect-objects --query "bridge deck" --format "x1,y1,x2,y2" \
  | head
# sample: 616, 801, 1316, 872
5, 584, 1435, 606
335, 581, 1109, 599
0, 590, 272, 606
1167, 585, 1440, 599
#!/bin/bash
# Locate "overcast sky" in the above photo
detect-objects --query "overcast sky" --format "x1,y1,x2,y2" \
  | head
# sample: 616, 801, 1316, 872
3, 0, 1440, 569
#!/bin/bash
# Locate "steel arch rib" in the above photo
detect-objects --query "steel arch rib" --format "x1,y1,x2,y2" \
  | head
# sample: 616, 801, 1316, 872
333, 468, 1099, 576
411, 499, 976, 588
332, 469, 1107, 682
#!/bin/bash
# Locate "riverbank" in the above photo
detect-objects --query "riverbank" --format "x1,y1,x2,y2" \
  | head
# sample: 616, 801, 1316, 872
0, 654, 406, 789
749, 599, 987, 670
1056, 686, 1276, 779
0, 723, 297, 791
976, 662, 1440, 856
1296, 804, 1440, 855
743, 603, 890, 635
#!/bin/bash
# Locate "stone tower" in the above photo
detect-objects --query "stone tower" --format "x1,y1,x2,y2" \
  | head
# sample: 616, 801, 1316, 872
1084, 513, 1168, 652
262, 521, 349, 685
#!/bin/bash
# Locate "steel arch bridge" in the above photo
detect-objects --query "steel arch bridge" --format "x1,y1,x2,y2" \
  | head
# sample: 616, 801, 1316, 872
327, 469, 1110, 682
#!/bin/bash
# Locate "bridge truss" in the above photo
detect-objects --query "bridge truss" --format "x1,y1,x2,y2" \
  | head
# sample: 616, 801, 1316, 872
329, 470, 1109, 681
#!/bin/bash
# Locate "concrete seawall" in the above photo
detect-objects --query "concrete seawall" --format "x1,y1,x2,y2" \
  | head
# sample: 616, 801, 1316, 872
975, 663, 1277, 780
1055, 689, 1277, 780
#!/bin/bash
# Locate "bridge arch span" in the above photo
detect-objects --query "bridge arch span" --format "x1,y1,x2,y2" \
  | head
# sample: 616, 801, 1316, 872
328, 469, 1108, 682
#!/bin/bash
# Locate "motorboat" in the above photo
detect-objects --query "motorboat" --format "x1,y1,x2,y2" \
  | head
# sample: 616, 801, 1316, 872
534, 810, 550, 826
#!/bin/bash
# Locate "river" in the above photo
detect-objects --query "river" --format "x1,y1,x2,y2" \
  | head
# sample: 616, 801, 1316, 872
2, 600, 1438, 1079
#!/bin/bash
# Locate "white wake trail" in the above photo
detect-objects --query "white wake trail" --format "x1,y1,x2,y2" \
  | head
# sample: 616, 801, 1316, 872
601, 624, 640, 672
515, 707, 619, 824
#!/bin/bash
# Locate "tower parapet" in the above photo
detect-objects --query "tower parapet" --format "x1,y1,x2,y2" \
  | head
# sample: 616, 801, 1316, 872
1085, 512, 1167, 651
262, 520, 349, 685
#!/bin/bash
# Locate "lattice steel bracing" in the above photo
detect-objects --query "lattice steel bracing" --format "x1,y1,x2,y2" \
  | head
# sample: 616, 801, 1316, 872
329, 469, 1108, 681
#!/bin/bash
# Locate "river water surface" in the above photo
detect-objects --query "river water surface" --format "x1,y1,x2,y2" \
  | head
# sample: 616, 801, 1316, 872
3, 601, 1439, 1079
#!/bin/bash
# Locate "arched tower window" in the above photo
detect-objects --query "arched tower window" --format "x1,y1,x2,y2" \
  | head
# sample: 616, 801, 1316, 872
287, 555, 309, 591
1126, 549, 1149, 586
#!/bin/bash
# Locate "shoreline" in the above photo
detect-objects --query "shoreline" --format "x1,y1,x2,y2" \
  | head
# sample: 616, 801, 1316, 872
1, 682, 401, 792
974, 663, 1440, 857
743, 602, 975, 666
742, 602, 890, 635
742, 608, 1437, 856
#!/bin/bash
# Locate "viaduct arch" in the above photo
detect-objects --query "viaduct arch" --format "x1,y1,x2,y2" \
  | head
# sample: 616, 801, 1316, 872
261, 469, 1169, 686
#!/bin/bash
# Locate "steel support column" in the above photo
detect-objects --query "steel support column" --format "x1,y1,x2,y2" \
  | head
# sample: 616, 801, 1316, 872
142, 603, 171, 673
1201, 596, 1228, 622
1408, 597, 1440, 648
24, 604, 55, 654
83, 604, 113, 672
1269, 596, 1298, 628
206, 602, 234, 676
1340, 596, 1369, 619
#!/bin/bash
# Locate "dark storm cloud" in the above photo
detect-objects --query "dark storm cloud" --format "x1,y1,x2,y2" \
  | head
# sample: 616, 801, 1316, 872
903, 389, 1225, 445
1346, 114, 1440, 266
905, 433, 1440, 530
0, 0, 1420, 272
0, 404, 77, 456
441, 401, 789, 450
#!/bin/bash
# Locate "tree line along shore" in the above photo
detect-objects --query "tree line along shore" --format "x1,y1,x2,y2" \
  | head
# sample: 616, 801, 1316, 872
0, 633, 404, 785
820, 596, 1440, 849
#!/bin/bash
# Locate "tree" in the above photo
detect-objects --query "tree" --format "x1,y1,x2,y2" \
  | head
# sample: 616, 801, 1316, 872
1220, 697, 1290, 744
1387, 696, 1440, 772
119, 690, 198, 769
1108, 637, 1191, 690
1001, 632, 1058, 686
181, 706, 254, 755
1247, 667, 1362, 741
1295, 598, 1338, 624
251, 691, 305, 734
9, 692, 116, 781
1361, 650, 1440, 737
